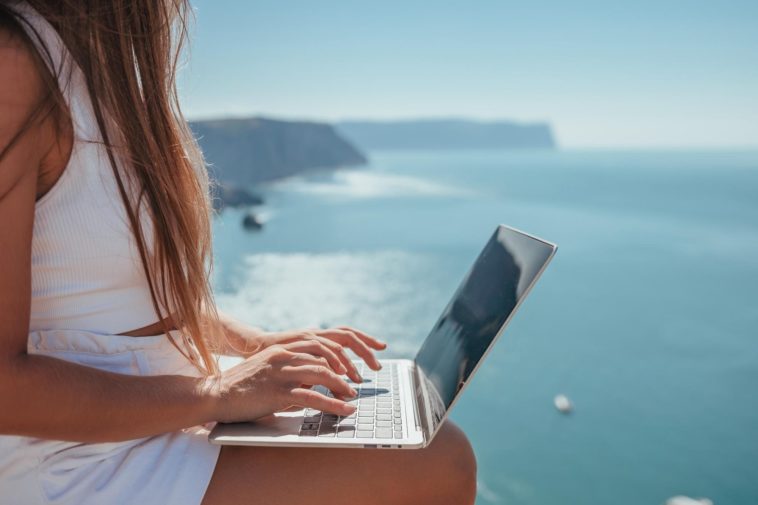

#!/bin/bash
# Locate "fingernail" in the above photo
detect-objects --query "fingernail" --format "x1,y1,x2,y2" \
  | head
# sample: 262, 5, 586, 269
345, 404, 357, 413
350, 388, 358, 397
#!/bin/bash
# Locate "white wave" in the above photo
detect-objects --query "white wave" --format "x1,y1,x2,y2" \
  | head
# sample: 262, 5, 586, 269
215, 250, 442, 357
665, 497, 713, 505
477, 479, 501, 503
279, 170, 472, 199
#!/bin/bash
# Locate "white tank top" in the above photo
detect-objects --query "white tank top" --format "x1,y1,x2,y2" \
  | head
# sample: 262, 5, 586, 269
15, 2, 162, 334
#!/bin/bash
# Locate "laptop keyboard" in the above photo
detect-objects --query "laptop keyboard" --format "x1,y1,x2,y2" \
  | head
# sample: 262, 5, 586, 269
299, 362, 404, 439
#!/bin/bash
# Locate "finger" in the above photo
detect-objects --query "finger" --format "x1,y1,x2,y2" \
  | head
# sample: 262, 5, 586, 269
287, 356, 357, 398
287, 360, 356, 399
283, 364, 357, 398
290, 388, 356, 416
286, 353, 331, 371
308, 336, 362, 383
337, 326, 387, 350
302, 365, 357, 398
321, 329, 382, 371
281, 340, 346, 375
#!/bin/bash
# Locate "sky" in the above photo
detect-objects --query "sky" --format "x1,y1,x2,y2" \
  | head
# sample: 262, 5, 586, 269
181, 0, 758, 149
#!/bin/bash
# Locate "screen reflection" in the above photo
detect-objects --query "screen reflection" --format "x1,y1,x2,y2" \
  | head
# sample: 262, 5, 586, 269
414, 226, 555, 430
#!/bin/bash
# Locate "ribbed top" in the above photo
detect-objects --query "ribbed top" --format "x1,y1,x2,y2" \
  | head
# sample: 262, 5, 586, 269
16, 2, 161, 334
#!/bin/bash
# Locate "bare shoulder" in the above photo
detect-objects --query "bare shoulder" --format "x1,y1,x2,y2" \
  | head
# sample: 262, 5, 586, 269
0, 20, 47, 132
0, 20, 48, 196
0, 13, 54, 356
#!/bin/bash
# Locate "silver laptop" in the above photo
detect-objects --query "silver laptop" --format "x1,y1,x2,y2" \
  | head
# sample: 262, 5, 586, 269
209, 224, 557, 449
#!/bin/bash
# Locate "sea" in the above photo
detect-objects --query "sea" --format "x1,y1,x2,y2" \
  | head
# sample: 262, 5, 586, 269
211, 149, 758, 505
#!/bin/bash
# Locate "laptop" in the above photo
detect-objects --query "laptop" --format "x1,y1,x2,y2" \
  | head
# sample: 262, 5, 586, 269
209, 224, 557, 449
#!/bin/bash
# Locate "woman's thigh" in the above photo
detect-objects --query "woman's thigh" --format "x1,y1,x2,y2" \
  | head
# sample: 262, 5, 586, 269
201, 421, 477, 505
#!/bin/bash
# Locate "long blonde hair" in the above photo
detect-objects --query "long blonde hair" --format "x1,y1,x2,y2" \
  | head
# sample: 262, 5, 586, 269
1, 0, 221, 374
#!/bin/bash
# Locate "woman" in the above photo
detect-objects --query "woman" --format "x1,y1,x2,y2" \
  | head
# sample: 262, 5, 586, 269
0, 1, 477, 504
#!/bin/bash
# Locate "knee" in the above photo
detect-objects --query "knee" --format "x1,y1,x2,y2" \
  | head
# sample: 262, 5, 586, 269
426, 422, 477, 504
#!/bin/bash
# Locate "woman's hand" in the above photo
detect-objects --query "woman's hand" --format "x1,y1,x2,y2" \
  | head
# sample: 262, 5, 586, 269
215, 314, 386, 384
255, 327, 387, 384
205, 342, 359, 423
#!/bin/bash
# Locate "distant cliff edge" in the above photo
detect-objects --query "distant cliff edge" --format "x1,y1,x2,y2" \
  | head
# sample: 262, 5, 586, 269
191, 116, 367, 187
336, 119, 556, 150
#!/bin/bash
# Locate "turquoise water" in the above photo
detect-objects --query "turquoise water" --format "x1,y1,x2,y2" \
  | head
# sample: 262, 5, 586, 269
211, 150, 758, 505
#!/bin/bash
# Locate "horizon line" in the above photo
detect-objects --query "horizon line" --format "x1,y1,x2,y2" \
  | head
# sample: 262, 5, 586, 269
185, 112, 758, 151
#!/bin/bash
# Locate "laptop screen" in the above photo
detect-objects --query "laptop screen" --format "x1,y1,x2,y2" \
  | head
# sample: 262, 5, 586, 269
413, 225, 556, 432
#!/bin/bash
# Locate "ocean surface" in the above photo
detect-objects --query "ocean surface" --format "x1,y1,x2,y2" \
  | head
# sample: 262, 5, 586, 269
211, 149, 758, 505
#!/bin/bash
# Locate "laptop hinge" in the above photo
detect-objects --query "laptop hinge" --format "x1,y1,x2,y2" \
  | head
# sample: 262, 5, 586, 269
410, 363, 433, 442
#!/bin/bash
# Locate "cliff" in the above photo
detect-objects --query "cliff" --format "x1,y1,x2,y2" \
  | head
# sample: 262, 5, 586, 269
191, 116, 367, 186
336, 119, 556, 150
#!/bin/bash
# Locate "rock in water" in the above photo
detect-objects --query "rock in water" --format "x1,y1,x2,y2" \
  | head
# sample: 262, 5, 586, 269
211, 184, 264, 212
242, 212, 263, 231
554, 394, 573, 414
191, 117, 367, 186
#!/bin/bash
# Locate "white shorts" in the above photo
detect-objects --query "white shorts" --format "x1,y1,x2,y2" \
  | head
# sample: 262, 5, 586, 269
0, 329, 221, 505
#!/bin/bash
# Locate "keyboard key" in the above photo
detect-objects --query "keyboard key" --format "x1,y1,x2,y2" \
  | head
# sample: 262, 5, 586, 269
300, 430, 318, 436
375, 429, 393, 438
301, 423, 320, 431
377, 408, 392, 414
356, 431, 373, 438
376, 414, 392, 421
394, 431, 404, 439
318, 431, 335, 437
337, 430, 356, 438
357, 423, 374, 431
376, 420, 392, 427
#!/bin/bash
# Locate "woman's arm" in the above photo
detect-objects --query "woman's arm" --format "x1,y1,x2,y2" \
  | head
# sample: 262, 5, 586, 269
0, 34, 214, 443
0, 33, 355, 444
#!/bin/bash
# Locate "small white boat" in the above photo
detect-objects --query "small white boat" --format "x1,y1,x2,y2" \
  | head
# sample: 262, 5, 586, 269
553, 394, 573, 414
